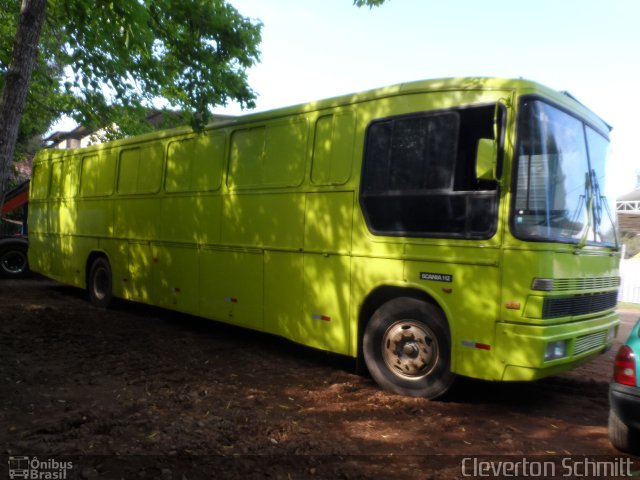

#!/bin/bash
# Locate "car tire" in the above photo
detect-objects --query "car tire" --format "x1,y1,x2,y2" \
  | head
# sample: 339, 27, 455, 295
363, 297, 455, 399
0, 243, 29, 278
88, 257, 113, 308
608, 408, 640, 455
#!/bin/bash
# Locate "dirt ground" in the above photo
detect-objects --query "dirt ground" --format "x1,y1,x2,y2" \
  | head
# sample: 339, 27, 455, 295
1, 276, 639, 479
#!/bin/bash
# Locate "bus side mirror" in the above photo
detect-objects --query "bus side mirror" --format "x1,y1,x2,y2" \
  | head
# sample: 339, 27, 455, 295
476, 138, 497, 181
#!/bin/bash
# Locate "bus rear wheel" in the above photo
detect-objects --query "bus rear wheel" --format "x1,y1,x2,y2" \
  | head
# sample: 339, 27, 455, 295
88, 257, 112, 308
363, 297, 455, 399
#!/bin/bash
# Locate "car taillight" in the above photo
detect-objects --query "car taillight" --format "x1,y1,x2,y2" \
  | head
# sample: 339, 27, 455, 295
613, 345, 637, 387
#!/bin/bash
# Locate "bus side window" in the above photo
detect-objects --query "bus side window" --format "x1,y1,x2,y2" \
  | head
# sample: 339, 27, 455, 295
62, 156, 81, 198
311, 112, 355, 185
30, 163, 51, 200
228, 118, 307, 189
80, 151, 116, 197
49, 161, 64, 199
117, 144, 164, 195
48, 155, 80, 199
166, 133, 225, 193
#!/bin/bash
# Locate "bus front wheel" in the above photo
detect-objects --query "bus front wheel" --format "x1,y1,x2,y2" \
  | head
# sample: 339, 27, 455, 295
363, 297, 455, 399
88, 257, 112, 308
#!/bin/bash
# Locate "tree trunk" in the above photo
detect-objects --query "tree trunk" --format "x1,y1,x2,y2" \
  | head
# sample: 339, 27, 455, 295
0, 0, 47, 208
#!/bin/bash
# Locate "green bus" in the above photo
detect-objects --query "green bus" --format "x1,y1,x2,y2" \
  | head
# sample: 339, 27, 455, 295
28, 78, 620, 398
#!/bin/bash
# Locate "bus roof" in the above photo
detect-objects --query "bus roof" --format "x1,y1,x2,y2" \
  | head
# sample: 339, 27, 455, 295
36, 77, 610, 160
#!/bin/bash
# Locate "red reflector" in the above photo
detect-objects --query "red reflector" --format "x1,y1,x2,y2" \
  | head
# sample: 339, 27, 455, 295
614, 345, 637, 387
461, 340, 491, 351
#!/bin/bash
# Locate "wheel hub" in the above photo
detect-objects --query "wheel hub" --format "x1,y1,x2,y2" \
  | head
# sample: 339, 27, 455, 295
382, 321, 438, 379
93, 268, 108, 300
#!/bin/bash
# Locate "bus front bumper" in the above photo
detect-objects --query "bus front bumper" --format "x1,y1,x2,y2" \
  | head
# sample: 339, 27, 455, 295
494, 311, 619, 381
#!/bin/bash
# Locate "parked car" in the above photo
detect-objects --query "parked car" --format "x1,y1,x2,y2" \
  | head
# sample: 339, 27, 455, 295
0, 235, 29, 278
0, 180, 30, 279
609, 317, 640, 454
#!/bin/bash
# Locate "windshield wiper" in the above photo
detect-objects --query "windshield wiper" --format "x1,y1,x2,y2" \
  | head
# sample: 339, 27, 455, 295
591, 169, 619, 249
577, 169, 619, 249
577, 171, 592, 249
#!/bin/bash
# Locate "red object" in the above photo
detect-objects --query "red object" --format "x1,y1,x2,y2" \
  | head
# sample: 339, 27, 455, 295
1, 189, 28, 214
613, 345, 637, 387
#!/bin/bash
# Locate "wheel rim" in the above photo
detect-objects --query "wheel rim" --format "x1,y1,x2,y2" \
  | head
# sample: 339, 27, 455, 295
1, 250, 27, 274
381, 320, 439, 380
92, 266, 109, 300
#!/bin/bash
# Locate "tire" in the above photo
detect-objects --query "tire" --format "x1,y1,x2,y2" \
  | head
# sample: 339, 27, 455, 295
88, 257, 113, 308
608, 408, 640, 455
363, 297, 455, 399
0, 244, 29, 278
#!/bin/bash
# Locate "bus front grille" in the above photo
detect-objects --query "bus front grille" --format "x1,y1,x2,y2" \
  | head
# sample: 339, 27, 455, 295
542, 291, 618, 319
574, 331, 607, 356
552, 277, 620, 292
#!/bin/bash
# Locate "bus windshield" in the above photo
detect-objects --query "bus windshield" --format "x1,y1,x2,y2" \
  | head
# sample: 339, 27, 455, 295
513, 99, 617, 247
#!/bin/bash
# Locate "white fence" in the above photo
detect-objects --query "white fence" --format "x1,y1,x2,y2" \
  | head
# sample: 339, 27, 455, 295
619, 259, 640, 304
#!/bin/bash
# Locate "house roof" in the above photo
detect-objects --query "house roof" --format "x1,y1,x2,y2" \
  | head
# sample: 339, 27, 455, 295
43, 109, 234, 148
43, 125, 91, 145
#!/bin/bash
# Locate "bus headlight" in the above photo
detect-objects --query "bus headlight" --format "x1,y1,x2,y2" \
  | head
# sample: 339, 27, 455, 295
531, 278, 554, 291
544, 340, 568, 361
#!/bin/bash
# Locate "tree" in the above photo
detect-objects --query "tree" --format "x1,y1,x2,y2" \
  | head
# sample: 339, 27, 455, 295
0, 0, 47, 205
1, 1, 66, 189
0, 0, 386, 205
353, 0, 387, 6
0, 0, 263, 205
